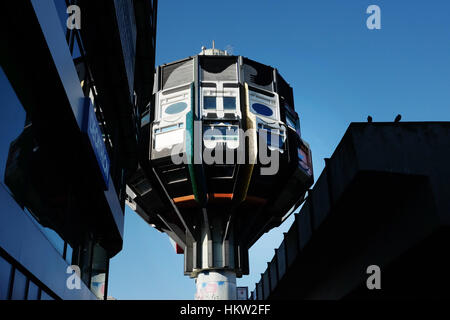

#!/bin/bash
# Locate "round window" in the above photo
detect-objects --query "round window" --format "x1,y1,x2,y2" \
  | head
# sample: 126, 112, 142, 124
165, 102, 188, 115
251, 103, 273, 117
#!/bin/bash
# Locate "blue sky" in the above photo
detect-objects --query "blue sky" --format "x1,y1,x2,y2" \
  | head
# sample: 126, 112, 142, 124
108, 0, 450, 299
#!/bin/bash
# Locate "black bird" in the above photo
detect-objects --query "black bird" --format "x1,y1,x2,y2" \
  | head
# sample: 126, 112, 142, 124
367, 115, 373, 123
394, 114, 402, 122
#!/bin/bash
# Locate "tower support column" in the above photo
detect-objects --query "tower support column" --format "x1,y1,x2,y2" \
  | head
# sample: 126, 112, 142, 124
195, 270, 237, 300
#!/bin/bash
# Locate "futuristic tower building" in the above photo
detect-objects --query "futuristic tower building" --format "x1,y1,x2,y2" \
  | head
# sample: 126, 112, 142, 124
126, 47, 313, 299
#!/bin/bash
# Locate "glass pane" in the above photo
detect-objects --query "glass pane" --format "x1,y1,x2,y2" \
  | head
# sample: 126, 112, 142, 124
0, 67, 66, 261
223, 97, 236, 110
90, 244, 108, 300
0, 256, 12, 300
10, 269, 27, 300
27, 281, 40, 300
22, 209, 65, 259
72, 34, 82, 59
0, 67, 27, 187
298, 146, 311, 176
286, 114, 297, 130
204, 126, 238, 141
41, 227, 65, 258
203, 96, 216, 110
210, 165, 235, 178
141, 112, 150, 127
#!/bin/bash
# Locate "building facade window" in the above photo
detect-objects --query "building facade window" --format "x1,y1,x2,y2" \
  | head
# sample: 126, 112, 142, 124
0, 67, 27, 189
204, 96, 217, 110
36, 221, 65, 258
201, 85, 240, 118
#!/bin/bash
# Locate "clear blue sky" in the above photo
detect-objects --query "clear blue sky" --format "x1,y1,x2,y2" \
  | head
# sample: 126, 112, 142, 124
108, 0, 450, 299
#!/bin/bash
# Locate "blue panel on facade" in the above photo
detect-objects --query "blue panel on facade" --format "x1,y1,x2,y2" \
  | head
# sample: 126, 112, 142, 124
81, 99, 110, 189
27, 281, 40, 300
204, 96, 216, 109
0, 255, 12, 300
223, 97, 236, 110
11, 269, 27, 300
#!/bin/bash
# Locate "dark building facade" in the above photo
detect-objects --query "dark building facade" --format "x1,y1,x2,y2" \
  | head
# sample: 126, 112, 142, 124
0, 0, 157, 300
251, 122, 450, 300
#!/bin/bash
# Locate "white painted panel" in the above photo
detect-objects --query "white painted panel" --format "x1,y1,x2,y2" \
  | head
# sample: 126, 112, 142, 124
154, 129, 184, 151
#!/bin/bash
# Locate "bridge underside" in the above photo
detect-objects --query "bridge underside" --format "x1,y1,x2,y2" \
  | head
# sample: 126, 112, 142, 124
253, 122, 450, 300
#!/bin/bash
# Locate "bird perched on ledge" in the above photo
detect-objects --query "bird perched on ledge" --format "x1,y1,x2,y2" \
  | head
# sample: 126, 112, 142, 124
395, 114, 402, 122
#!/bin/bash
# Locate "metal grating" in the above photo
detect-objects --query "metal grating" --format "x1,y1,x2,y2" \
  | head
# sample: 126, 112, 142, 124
162, 59, 194, 90
200, 57, 238, 82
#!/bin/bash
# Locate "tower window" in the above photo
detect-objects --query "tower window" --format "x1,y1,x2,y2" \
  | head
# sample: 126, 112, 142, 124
286, 114, 297, 130
223, 97, 236, 110
204, 96, 217, 110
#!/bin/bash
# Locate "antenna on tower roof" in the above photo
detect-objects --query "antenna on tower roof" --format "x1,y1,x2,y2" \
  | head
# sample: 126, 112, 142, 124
199, 41, 229, 56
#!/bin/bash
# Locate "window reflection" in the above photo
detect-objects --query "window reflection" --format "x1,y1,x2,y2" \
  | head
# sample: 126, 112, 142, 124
41, 227, 65, 258
22, 208, 66, 259
0, 67, 27, 188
